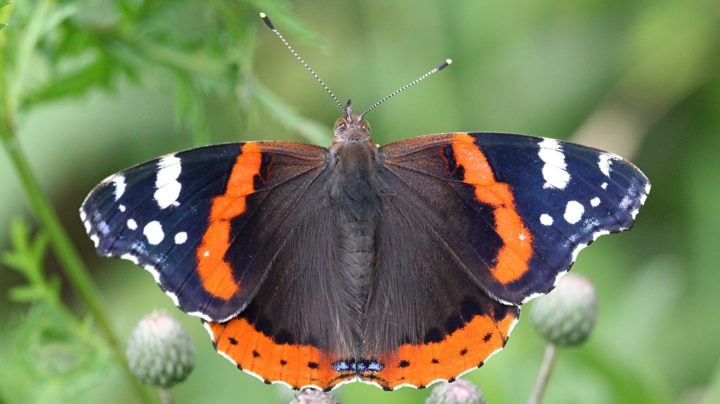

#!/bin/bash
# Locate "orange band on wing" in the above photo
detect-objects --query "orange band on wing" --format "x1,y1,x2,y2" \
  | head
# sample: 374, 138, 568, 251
207, 318, 350, 390
369, 308, 518, 389
451, 133, 534, 284
196, 143, 262, 300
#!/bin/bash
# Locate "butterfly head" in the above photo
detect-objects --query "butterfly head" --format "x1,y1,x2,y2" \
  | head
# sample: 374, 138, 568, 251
334, 99, 371, 144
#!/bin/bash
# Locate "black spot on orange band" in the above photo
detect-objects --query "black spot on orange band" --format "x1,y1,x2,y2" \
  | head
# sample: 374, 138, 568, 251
364, 307, 518, 389
207, 317, 353, 390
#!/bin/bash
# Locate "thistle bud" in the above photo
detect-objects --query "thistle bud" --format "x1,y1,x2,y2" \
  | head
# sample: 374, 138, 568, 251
290, 388, 339, 404
531, 274, 598, 346
426, 379, 486, 404
126, 310, 195, 388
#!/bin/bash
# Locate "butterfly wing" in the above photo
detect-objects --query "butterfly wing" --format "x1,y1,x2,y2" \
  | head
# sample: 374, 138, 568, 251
80, 141, 328, 322
83, 140, 378, 390
378, 132, 649, 304
356, 132, 649, 389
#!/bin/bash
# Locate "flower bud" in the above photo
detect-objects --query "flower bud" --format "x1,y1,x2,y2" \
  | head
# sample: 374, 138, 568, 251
126, 310, 195, 388
531, 273, 598, 346
290, 388, 339, 404
426, 379, 486, 404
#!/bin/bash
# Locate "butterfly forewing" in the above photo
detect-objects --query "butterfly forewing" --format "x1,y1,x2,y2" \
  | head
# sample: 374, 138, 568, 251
80, 141, 327, 322
379, 132, 650, 305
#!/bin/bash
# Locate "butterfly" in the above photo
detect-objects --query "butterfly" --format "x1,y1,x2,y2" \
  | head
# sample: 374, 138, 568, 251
79, 13, 650, 392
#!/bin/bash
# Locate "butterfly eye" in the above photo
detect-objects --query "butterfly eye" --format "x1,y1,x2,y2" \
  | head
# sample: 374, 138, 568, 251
334, 118, 346, 130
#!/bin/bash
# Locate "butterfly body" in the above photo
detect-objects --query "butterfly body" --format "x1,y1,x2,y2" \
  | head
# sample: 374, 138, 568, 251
81, 103, 649, 390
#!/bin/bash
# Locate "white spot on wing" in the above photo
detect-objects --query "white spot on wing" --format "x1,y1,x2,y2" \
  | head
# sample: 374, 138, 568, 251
619, 195, 632, 210
143, 221, 164, 245
592, 230, 610, 241
188, 311, 213, 322
166, 291, 180, 307
118, 204, 126, 212
590, 197, 601, 207
97, 221, 110, 235
143, 264, 161, 283
174, 232, 187, 245
601, 182, 608, 189
564, 200, 584, 224
154, 155, 182, 209
112, 175, 126, 200
120, 253, 139, 264
598, 154, 613, 177
571, 242, 588, 261
540, 213, 554, 226
538, 139, 570, 189
127, 218, 138, 230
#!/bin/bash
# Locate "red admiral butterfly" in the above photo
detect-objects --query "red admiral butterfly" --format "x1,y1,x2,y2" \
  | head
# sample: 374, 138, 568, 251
80, 13, 650, 391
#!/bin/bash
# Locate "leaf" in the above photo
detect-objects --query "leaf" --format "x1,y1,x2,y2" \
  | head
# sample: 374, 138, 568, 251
2, 218, 54, 304
21, 54, 117, 109
8, 284, 45, 302
41, 3, 77, 36
175, 75, 211, 146
0, 304, 113, 403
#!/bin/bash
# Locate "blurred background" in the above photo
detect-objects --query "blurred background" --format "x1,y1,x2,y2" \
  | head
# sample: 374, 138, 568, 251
1, 0, 719, 403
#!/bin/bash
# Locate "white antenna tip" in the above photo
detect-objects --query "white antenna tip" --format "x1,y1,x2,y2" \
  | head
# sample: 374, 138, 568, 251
259, 12, 274, 29
436, 58, 453, 71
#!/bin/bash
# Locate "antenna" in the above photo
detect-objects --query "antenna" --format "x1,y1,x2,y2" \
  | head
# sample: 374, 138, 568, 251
361, 59, 452, 118
259, 12, 344, 112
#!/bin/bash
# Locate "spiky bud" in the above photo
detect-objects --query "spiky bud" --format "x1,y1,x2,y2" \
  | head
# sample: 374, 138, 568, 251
126, 310, 195, 388
531, 273, 598, 346
290, 388, 339, 404
426, 379, 486, 404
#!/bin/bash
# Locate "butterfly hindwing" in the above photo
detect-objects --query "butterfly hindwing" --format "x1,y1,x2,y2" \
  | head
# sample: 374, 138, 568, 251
80, 141, 327, 322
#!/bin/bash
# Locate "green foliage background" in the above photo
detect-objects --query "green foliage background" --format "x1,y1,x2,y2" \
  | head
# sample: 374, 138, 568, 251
1, 0, 719, 403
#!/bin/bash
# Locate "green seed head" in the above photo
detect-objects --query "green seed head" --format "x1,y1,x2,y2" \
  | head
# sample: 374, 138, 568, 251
531, 273, 598, 346
426, 379, 486, 404
126, 310, 195, 388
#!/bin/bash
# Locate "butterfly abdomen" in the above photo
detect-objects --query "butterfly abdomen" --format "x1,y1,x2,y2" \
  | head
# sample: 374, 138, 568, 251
327, 141, 384, 345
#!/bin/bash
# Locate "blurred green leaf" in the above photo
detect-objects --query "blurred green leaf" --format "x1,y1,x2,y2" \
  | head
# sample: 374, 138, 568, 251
253, 81, 332, 145
0, 304, 113, 403
1, 218, 55, 306
22, 52, 117, 108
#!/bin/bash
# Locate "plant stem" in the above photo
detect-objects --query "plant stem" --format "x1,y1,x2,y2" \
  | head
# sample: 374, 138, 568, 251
0, 132, 154, 403
0, 2, 149, 399
527, 344, 557, 404
159, 388, 173, 404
